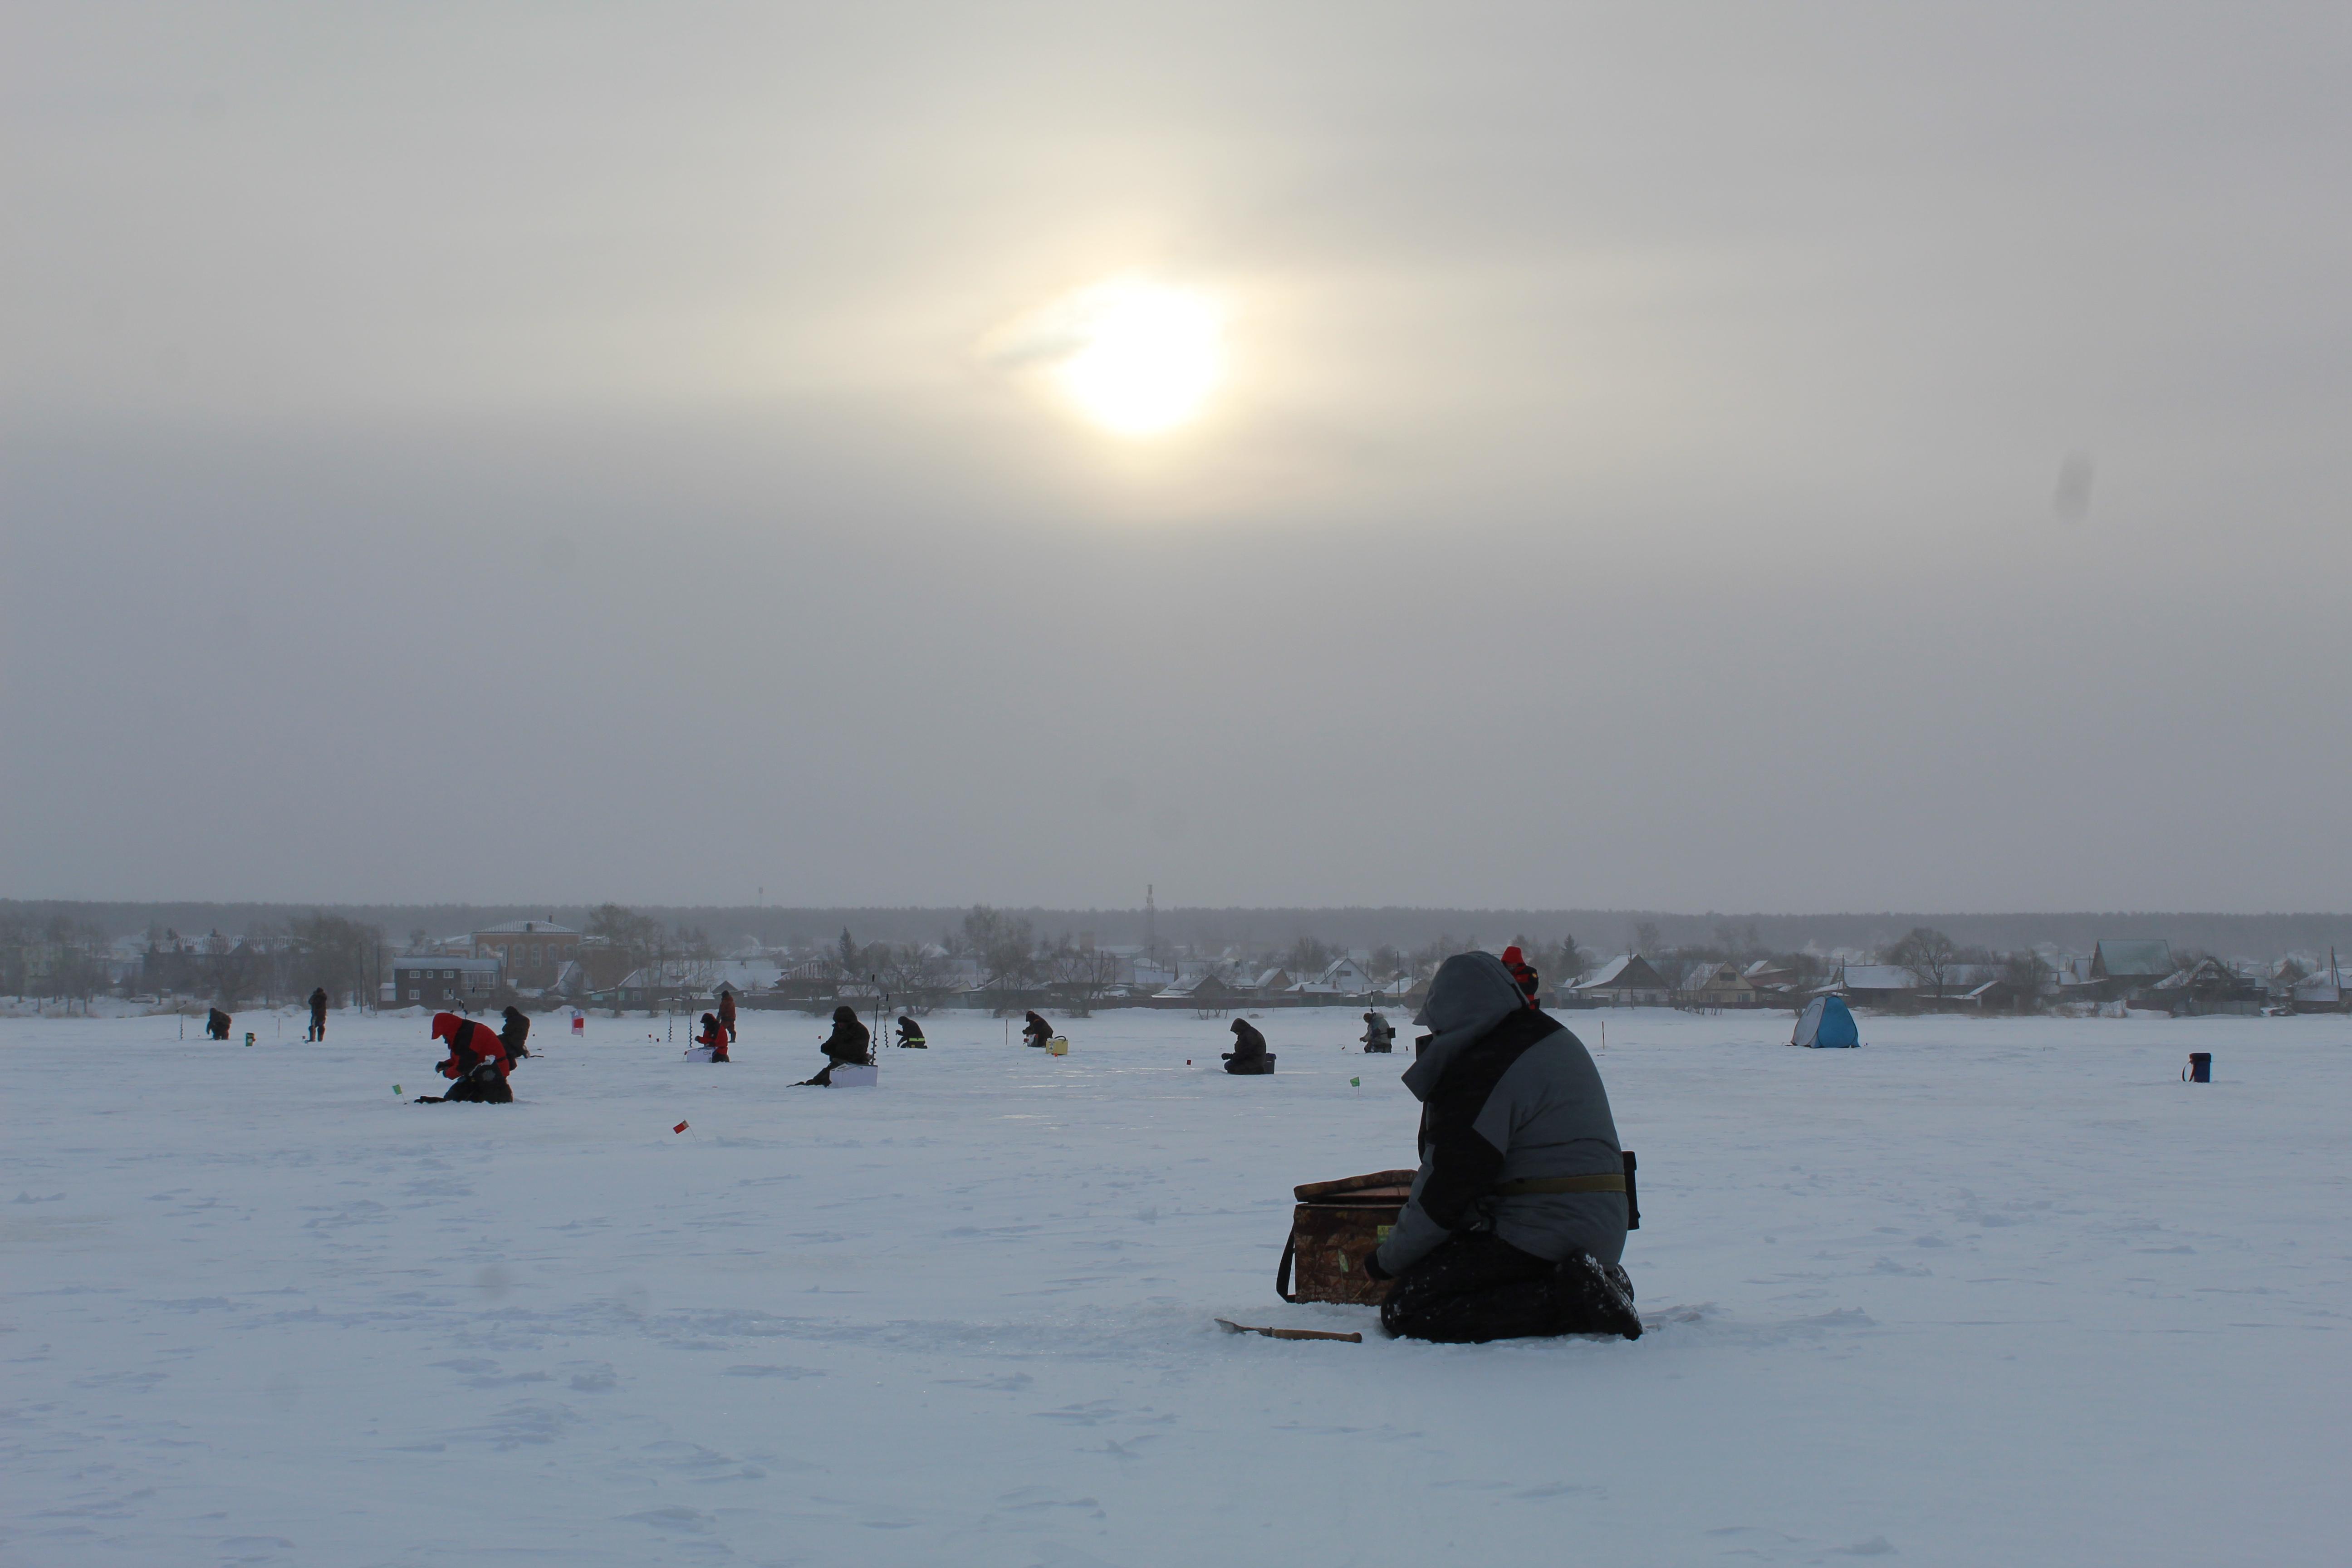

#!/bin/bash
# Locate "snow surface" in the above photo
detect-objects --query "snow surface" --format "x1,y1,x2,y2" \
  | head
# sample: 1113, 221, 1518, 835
5, 1006, 2347, 1566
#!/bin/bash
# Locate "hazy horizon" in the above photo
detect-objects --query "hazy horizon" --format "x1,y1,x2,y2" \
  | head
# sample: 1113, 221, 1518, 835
6, 5, 2347, 911
14, 898, 2352, 968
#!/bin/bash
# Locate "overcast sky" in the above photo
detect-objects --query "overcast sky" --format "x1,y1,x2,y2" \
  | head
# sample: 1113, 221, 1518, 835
4, 4, 2347, 912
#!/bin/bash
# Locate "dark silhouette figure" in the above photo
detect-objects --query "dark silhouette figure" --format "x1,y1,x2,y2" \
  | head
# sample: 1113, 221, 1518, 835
896, 1015, 926, 1048
717, 989, 738, 1043
307, 988, 329, 1041
800, 1005, 872, 1086
500, 1004, 532, 1060
1021, 1011, 1053, 1048
206, 1008, 232, 1041
1223, 1018, 1274, 1075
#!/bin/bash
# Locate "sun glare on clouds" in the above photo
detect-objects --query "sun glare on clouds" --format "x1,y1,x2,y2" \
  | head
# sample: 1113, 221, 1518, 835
985, 279, 1223, 437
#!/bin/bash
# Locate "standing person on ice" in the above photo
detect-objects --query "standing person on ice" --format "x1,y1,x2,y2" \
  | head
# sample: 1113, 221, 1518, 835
1020, 1011, 1053, 1049
417, 1011, 514, 1103
798, 1004, 870, 1085
306, 988, 329, 1042
895, 1015, 926, 1048
206, 1007, 233, 1041
717, 989, 737, 1044
499, 1004, 532, 1061
1222, 1017, 1273, 1074
1362, 951, 1641, 1343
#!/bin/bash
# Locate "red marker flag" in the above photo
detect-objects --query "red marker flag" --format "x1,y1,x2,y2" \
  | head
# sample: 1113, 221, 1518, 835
673, 1121, 689, 1134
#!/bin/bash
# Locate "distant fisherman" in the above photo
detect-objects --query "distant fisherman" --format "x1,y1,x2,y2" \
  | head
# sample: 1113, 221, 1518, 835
799, 1005, 870, 1086
1021, 1011, 1053, 1049
717, 989, 738, 1044
307, 988, 329, 1042
1222, 1018, 1273, 1075
1363, 952, 1640, 1343
500, 1004, 532, 1060
1361, 1010, 1395, 1053
896, 1015, 926, 1048
206, 1007, 233, 1041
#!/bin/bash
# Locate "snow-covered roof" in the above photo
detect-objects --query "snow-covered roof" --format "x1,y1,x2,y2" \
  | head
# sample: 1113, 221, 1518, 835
1578, 955, 1635, 989
2140, 958, 2259, 995
392, 956, 500, 973
1575, 955, 1669, 991
1157, 973, 1235, 997
2093, 940, 2174, 978
1838, 965, 1921, 992
612, 958, 784, 991
475, 920, 578, 936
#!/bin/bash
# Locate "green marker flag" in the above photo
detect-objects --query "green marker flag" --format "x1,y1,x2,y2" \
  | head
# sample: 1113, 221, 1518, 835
1350, 1077, 1361, 1088
394, 1085, 402, 1095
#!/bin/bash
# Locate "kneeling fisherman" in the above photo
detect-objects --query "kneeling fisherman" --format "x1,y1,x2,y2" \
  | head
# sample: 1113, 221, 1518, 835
1364, 952, 1640, 1343
418, 1011, 514, 1102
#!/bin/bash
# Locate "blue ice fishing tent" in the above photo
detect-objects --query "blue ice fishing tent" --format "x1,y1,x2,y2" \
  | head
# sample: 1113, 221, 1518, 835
1792, 995, 1859, 1049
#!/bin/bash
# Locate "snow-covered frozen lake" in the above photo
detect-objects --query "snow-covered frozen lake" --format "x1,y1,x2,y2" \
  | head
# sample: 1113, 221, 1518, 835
5, 1004, 2347, 1566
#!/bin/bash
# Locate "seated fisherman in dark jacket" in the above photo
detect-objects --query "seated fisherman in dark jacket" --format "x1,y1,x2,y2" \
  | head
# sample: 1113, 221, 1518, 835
206, 1007, 233, 1041
1363, 951, 1640, 1343
1222, 1017, 1274, 1074
896, 1015, 926, 1048
1021, 1011, 1054, 1048
799, 1005, 871, 1085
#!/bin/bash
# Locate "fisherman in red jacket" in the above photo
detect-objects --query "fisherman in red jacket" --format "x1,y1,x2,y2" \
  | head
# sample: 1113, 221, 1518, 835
1501, 946, 1541, 1006
417, 1011, 514, 1102
689, 1011, 731, 1063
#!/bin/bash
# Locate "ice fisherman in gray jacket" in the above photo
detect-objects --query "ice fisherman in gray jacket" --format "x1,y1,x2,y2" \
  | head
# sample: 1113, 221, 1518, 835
1364, 951, 1642, 1342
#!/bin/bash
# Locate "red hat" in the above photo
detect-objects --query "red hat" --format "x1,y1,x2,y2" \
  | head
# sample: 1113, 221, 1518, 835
1502, 946, 1524, 965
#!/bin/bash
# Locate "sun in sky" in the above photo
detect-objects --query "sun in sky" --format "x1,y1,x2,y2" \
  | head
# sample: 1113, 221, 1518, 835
987, 279, 1223, 437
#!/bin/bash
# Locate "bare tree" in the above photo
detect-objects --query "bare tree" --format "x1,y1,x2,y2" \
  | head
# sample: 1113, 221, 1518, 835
1884, 927, 1960, 1002
1286, 935, 1336, 975
1044, 936, 1120, 1015
2001, 949, 2052, 1014
288, 912, 385, 1009
962, 905, 1037, 1001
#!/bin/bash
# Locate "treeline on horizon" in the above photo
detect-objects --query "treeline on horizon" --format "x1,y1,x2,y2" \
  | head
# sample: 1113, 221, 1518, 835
6, 900, 2351, 964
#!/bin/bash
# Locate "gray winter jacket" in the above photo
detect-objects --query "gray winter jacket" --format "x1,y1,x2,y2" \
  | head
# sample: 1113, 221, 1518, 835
1373, 951, 1628, 1275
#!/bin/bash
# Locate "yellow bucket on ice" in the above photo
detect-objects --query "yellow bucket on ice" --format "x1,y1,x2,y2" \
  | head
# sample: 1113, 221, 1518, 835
1048, 1036, 1069, 1056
